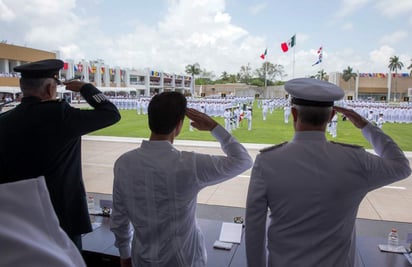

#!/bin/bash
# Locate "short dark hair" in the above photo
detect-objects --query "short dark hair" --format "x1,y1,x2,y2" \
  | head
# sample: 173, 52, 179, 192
148, 92, 187, 134
294, 105, 332, 126
20, 78, 48, 92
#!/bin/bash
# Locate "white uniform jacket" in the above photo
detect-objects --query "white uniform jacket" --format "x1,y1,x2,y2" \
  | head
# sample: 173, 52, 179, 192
246, 123, 411, 267
111, 125, 253, 267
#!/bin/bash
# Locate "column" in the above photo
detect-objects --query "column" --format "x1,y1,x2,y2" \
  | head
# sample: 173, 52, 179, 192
115, 67, 121, 87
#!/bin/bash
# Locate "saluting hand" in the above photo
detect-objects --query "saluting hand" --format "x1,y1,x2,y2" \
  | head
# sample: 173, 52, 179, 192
186, 108, 218, 131
63, 80, 88, 92
334, 106, 368, 129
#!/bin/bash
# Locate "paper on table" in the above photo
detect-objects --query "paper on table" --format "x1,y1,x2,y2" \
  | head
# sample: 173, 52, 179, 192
378, 244, 407, 254
219, 222, 242, 244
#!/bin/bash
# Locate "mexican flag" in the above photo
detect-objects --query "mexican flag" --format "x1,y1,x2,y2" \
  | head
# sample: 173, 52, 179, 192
281, 34, 296, 53
260, 48, 267, 60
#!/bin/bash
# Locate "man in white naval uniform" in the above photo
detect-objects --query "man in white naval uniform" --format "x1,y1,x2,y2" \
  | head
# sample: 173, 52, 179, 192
245, 78, 411, 267
223, 108, 232, 133
245, 108, 252, 130
110, 92, 253, 267
283, 104, 291, 123
262, 102, 268, 120
330, 112, 338, 138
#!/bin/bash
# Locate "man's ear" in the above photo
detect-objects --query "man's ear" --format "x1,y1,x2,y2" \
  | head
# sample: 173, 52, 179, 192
44, 81, 55, 99
174, 119, 184, 137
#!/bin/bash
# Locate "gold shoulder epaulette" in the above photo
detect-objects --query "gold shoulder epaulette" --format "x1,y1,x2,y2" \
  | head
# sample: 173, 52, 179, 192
259, 142, 288, 153
330, 141, 363, 149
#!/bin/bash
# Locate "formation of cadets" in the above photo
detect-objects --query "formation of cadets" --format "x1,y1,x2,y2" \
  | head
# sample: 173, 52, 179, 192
107, 95, 412, 135
337, 100, 412, 125
108, 95, 256, 132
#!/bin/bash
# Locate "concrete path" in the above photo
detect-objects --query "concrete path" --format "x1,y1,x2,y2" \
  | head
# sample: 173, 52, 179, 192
82, 135, 412, 223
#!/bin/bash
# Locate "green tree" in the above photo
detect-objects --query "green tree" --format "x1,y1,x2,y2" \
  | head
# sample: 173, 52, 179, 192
315, 69, 327, 80
200, 68, 215, 81
255, 62, 286, 85
407, 59, 412, 76
239, 63, 252, 85
342, 66, 357, 92
185, 63, 201, 76
388, 56, 404, 101
228, 74, 237, 83
185, 63, 201, 93
220, 71, 229, 81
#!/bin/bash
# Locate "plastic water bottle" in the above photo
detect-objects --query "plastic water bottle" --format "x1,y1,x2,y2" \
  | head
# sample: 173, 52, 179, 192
87, 195, 95, 214
388, 228, 399, 249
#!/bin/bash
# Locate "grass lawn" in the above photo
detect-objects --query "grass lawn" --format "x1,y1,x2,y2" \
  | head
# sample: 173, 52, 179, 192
90, 102, 412, 151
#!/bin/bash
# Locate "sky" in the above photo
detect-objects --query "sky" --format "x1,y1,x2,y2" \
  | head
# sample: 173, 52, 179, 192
1, 0, 412, 80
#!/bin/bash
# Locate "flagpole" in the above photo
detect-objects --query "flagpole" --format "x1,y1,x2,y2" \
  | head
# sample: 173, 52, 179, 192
292, 46, 296, 79
264, 61, 267, 91
320, 46, 324, 80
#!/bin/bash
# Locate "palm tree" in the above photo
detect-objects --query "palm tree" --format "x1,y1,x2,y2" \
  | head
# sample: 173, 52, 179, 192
388, 56, 404, 101
342, 66, 357, 94
315, 69, 327, 80
185, 63, 201, 95
220, 71, 229, 81
228, 74, 237, 83
185, 63, 201, 77
407, 59, 412, 77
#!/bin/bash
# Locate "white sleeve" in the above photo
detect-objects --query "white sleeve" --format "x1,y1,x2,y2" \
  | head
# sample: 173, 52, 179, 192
193, 125, 253, 188
361, 123, 411, 189
110, 161, 133, 259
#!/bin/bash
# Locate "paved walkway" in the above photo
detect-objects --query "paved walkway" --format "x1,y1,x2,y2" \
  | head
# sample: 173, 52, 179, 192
82, 135, 412, 223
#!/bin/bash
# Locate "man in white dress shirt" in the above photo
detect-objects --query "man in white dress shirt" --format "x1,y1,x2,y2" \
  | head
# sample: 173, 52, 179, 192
245, 78, 411, 267
110, 91, 253, 267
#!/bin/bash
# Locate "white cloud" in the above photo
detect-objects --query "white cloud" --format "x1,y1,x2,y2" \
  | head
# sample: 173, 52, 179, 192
375, 0, 412, 17
101, 0, 259, 75
379, 30, 408, 46
369, 45, 395, 70
341, 22, 353, 31
0, 0, 93, 52
336, 0, 371, 18
249, 3, 267, 15
2, 0, 410, 79
59, 44, 86, 61
0, 0, 15, 21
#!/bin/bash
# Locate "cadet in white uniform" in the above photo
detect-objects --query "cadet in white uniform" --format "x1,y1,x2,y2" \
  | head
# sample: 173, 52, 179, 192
245, 78, 411, 267
284, 104, 291, 123
223, 108, 232, 133
245, 108, 252, 130
262, 102, 268, 120
377, 113, 385, 128
330, 112, 338, 138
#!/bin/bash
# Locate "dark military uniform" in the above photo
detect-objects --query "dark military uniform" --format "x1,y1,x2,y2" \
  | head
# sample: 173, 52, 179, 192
0, 83, 121, 237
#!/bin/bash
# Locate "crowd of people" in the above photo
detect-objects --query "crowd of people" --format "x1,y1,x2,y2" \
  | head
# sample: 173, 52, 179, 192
0, 59, 411, 267
338, 100, 412, 124
0, 72, 21, 78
